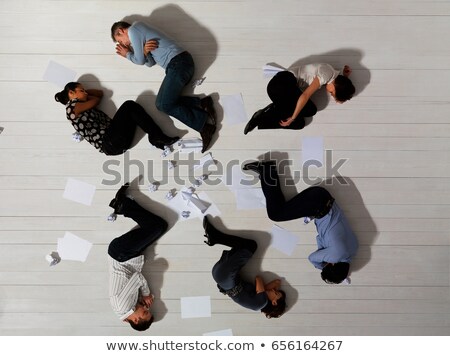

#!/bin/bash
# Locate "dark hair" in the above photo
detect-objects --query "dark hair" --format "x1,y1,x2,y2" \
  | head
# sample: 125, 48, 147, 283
128, 315, 154, 332
321, 262, 350, 284
333, 75, 355, 102
111, 21, 131, 41
54, 82, 80, 105
261, 290, 287, 319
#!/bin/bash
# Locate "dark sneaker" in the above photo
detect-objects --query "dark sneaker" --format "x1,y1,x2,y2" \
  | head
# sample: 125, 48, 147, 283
200, 123, 216, 153
108, 183, 130, 214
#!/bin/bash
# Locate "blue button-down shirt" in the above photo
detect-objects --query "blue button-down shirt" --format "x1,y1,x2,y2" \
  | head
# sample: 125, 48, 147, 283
308, 202, 359, 269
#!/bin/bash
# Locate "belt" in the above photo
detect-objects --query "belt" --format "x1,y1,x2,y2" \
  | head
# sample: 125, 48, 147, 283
315, 197, 335, 219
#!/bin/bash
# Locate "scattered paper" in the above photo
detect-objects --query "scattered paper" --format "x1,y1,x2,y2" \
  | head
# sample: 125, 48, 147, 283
203, 329, 233, 336
63, 178, 96, 206
182, 191, 210, 214
181, 296, 211, 319
194, 152, 215, 171
270, 225, 300, 256
219, 94, 248, 126
57, 232, 93, 262
302, 136, 324, 166
262, 64, 286, 78
178, 138, 203, 153
43, 60, 77, 88
234, 188, 266, 210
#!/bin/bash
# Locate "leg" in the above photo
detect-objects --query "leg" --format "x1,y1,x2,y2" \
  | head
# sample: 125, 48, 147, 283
212, 248, 254, 290
102, 109, 138, 155
114, 101, 177, 149
259, 164, 333, 221
107, 198, 168, 262
155, 52, 208, 132
203, 216, 257, 252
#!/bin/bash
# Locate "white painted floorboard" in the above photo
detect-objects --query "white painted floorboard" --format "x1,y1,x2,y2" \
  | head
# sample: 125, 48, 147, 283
0, 0, 449, 336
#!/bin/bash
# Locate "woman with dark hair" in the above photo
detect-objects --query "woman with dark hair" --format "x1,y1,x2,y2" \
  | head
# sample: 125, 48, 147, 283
203, 216, 287, 318
244, 63, 355, 134
55, 82, 179, 155
242, 160, 358, 284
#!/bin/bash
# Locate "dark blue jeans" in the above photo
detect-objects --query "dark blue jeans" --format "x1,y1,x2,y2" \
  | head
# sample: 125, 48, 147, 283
155, 52, 207, 132
107, 198, 168, 262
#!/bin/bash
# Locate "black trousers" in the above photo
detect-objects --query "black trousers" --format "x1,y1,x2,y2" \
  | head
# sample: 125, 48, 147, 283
107, 198, 168, 262
102, 100, 171, 155
257, 71, 317, 130
259, 163, 333, 221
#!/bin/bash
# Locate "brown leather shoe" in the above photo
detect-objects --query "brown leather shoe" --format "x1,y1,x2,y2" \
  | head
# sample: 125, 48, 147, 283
200, 123, 216, 153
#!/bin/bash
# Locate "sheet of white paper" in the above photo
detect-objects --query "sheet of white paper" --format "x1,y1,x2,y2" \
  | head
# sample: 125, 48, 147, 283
222, 165, 256, 191
234, 188, 266, 210
197, 192, 222, 217
203, 329, 233, 336
194, 153, 215, 171
43, 60, 77, 88
219, 94, 248, 126
57, 232, 93, 262
180, 296, 211, 319
188, 195, 210, 214
63, 178, 96, 206
270, 225, 300, 256
262, 64, 285, 78
302, 136, 324, 166
179, 138, 203, 153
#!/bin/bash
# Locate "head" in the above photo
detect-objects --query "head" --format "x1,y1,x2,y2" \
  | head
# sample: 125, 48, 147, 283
261, 290, 287, 319
321, 262, 350, 284
326, 75, 355, 103
111, 21, 131, 45
54, 82, 87, 105
125, 303, 154, 332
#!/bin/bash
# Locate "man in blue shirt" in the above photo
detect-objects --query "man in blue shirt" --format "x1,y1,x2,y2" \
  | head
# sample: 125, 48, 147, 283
111, 21, 216, 153
243, 160, 358, 284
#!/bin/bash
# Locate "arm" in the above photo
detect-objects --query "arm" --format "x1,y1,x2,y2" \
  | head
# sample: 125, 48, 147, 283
279, 77, 321, 127
255, 276, 265, 293
86, 89, 104, 98
264, 279, 281, 291
308, 249, 329, 269
72, 96, 101, 117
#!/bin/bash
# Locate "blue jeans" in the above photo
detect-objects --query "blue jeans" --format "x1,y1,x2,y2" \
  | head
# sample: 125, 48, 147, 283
155, 52, 207, 132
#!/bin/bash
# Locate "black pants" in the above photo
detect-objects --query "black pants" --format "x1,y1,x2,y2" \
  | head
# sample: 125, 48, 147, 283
259, 163, 333, 221
107, 198, 168, 262
257, 71, 317, 130
102, 100, 171, 155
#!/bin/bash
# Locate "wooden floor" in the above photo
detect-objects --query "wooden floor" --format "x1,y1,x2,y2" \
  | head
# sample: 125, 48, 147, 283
0, 0, 449, 336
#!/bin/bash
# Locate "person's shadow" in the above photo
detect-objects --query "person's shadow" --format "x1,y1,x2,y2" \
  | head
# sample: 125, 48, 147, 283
319, 176, 378, 275
204, 216, 299, 314
122, 4, 218, 93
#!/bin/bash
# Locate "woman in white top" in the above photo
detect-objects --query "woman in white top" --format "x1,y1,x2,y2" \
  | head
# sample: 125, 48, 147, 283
244, 63, 354, 134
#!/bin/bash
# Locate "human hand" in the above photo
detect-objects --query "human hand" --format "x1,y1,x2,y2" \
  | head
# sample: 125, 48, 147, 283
279, 117, 294, 127
141, 294, 154, 308
116, 43, 130, 57
144, 40, 159, 55
343, 65, 352, 77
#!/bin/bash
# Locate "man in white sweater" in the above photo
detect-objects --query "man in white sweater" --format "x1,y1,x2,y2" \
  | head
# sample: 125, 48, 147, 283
107, 183, 168, 331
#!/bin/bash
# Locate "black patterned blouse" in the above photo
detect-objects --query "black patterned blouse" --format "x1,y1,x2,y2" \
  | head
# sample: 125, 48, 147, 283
66, 99, 112, 151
